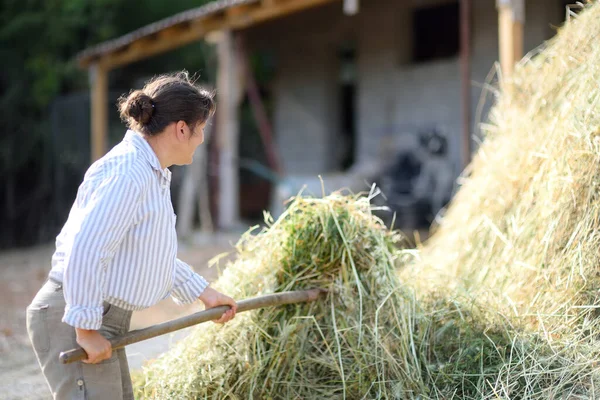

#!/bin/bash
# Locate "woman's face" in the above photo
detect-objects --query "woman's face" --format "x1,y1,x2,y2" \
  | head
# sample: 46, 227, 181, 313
176, 121, 206, 165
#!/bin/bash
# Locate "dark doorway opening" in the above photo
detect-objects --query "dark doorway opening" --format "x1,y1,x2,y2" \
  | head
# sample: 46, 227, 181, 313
338, 44, 357, 171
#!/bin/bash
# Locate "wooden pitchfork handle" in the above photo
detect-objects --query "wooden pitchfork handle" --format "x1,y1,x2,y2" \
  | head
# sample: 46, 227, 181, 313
59, 288, 326, 364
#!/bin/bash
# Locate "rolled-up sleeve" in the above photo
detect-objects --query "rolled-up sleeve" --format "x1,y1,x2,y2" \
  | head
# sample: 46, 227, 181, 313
62, 174, 141, 330
170, 259, 209, 305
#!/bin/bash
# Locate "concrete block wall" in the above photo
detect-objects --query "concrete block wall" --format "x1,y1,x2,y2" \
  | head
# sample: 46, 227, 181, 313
245, 2, 353, 175
356, 0, 563, 175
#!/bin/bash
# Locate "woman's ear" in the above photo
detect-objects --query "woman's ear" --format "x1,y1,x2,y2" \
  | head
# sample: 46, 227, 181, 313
175, 120, 189, 140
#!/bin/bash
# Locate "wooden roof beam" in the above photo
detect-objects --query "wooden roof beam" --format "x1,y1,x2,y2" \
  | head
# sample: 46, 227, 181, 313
228, 0, 337, 30
94, 17, 224, 70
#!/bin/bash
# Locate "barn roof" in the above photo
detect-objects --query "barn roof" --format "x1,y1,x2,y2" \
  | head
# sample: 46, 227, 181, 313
77, 0, 338, 69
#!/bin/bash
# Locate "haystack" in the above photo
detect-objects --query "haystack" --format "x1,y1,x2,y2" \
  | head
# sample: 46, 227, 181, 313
400, 1, 600, 397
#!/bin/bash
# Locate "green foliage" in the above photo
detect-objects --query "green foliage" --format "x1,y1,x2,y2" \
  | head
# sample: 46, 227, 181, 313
0, 0, 216, 247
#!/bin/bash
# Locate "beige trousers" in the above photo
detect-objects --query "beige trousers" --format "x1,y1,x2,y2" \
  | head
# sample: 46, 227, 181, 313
26, 279, 134, 400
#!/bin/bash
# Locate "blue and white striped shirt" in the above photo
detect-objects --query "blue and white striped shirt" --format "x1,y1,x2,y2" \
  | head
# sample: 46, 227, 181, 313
49, 130, 209, 330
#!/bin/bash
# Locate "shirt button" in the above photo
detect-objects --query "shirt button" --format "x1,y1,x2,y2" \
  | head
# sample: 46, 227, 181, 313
77, 379, 84, 386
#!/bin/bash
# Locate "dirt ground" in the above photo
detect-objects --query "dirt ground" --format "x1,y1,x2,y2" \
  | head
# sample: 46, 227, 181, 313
0, 233, 240, 400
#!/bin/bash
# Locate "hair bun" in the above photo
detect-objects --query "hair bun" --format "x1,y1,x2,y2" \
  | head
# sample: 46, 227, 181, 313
125, 91, 154, 125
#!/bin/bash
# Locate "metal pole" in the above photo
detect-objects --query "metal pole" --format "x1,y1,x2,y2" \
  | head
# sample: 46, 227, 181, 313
460, 0, 472, 168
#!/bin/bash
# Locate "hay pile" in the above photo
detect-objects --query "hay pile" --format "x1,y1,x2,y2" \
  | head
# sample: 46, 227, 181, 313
135, 193, 428, 398
135, 192, 521, 399
136, 191, 528, 399
134, 3, 600, 398
401, 1, 600, 397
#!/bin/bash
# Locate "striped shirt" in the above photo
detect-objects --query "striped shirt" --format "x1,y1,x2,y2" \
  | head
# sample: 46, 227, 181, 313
49, 130, 209, 330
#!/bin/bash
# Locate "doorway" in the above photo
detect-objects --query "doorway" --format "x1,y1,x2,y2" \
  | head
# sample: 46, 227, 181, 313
337, 44, 357, 171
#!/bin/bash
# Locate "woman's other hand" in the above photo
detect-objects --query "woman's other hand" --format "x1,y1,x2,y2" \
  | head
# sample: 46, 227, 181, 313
198, 287, 237, 324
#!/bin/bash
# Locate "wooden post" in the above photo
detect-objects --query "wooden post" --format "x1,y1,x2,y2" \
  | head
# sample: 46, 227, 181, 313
216, 30, 241, 230
497, 0, 524, 77
177, 116, 216, 237
197, 114, 215, 233
237, 36, 283, 176
90, 63, 109, 163
512, 0, 524, 64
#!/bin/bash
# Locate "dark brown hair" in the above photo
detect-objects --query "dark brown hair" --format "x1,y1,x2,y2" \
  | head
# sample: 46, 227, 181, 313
118, 71, 216, 136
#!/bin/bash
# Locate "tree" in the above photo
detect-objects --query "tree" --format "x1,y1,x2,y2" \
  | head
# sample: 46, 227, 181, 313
0, 0, 216, 248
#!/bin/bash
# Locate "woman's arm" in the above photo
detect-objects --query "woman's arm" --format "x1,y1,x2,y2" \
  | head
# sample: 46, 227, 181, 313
170, 259, 210, 304
171, 260, 237, 323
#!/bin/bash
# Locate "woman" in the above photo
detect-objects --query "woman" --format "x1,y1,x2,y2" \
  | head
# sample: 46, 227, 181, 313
26, 72, 237, 400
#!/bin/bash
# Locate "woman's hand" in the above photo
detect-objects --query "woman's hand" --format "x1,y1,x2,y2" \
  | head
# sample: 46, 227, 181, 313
75, 329, 112, 364
198, 287, 237, 324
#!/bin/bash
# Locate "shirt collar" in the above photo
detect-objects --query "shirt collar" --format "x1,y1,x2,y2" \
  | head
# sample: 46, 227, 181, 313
124, 130, 171, 181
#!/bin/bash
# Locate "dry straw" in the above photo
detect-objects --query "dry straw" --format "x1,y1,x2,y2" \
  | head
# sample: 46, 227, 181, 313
134, 191, 429, 399
402, 0, 600, 397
